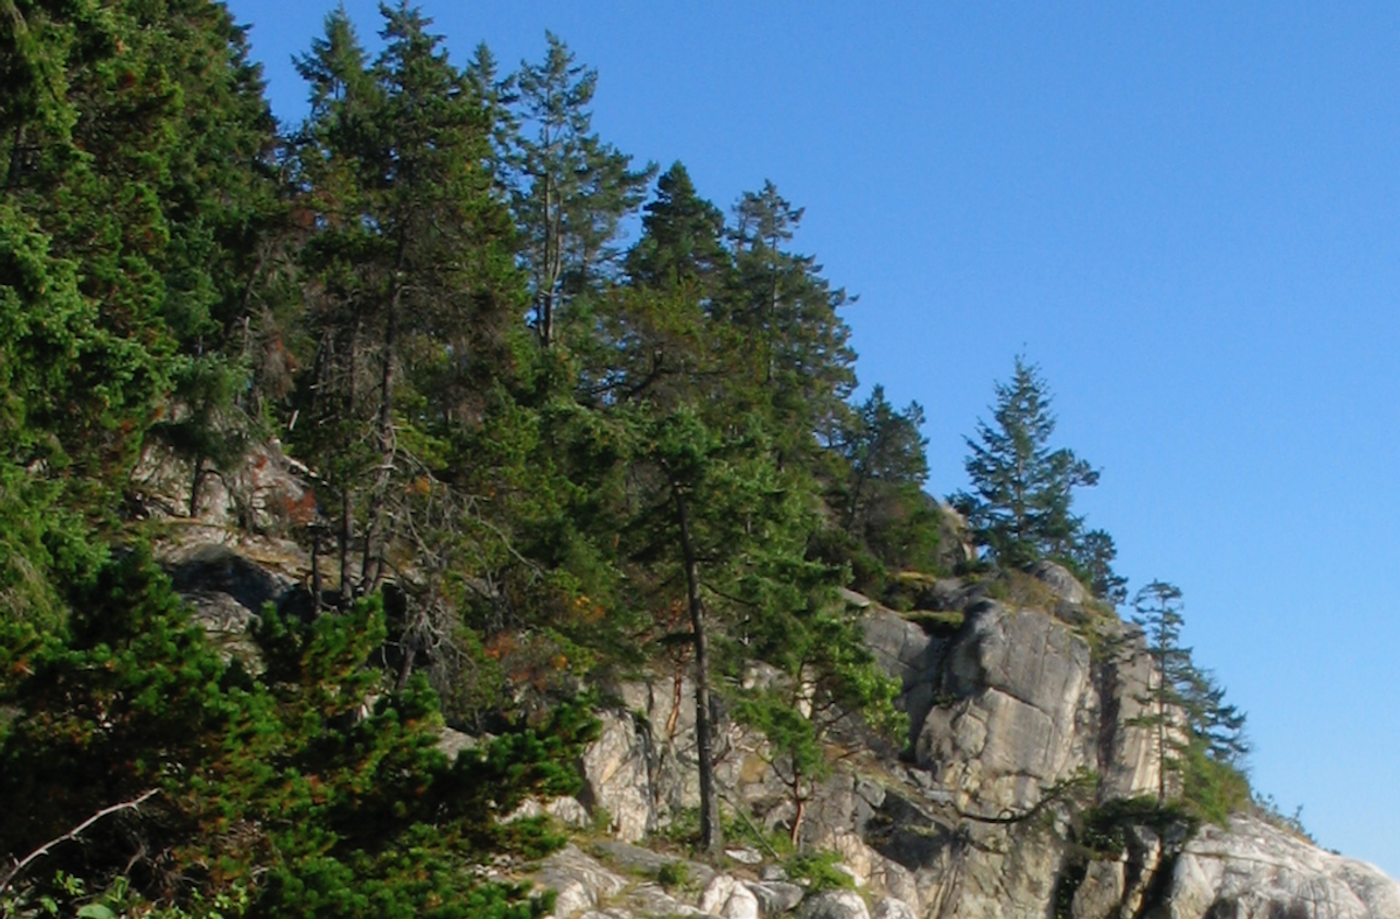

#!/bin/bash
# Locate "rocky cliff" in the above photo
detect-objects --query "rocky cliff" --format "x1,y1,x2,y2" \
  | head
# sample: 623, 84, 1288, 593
540, 567, 1400, 919
140, 445, 1400, 919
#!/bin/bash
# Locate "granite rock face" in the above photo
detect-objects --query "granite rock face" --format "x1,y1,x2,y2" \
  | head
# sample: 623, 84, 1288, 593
916, 597, 1161, 813
553, 577, 1400, 919
1156, 816, 1400, 919
138, 451, 1399, 919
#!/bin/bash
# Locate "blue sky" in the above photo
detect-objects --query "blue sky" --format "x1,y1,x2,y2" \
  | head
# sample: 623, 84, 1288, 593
224, 1, 1400, 876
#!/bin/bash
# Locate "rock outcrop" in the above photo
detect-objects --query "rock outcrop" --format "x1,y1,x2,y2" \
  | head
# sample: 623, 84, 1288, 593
1158, 816, 1400, 919
551, 567, 1400, 919
135, 442, 1399, 919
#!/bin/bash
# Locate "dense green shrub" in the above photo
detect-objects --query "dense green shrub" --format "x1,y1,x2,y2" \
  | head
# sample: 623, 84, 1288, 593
1077, 796, 1198, 858
0, 549, 596, 919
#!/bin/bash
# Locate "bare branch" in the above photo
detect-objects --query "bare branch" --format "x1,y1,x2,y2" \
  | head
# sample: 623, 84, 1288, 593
0, 789, 160, 894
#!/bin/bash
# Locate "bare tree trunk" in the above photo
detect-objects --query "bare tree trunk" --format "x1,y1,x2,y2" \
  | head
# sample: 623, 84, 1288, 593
362, 267, 403, 594
675, 488, 722, 857
1156, 664, 1167, 804
789, 780, 806, 849
189, 454, 205, 519
540, 171, 556, 347
310, 523, 324, 615
338, 321, 359, 608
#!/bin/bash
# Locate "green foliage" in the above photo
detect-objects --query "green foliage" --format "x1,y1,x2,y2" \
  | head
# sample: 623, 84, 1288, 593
626, 162, 730, 297
805, 525, 889, 597
1077, 796, 1198, 858
0, 5, 1274, 911
724, 181, 856, 459
834, 386, 936, 576
952, 358, 1104, 576
658, 807, 701, 849
0, 465, 105, 634
731, 598, 904, 844
288, 3, 526, 605
1128, 580, 1251, 822
1068, 529, 1128, 607
1180, 742, 1250, 827
899, 609, 966, 637
1, 0, 277, 491
0, 548, 596, 919
785, 851, 856, 892
510, 32, 655, 347
653, 859, 690, 891
1129, 579, 1192, 802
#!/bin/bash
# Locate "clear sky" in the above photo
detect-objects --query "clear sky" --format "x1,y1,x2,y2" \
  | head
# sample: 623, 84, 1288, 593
223, 0, 1400, 877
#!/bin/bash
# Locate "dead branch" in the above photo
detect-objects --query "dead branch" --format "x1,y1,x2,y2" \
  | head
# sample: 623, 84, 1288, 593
0, 789, 159, 894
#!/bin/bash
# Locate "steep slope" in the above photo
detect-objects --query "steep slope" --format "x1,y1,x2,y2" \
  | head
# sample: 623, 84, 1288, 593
129, 443, 1400, 919
566, 565, 1400, 919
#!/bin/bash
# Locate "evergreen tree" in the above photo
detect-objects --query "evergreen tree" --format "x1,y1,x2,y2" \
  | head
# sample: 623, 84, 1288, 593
1180, 665, 1251, 767
1072, 528, 1129, 606
732, 598, 903, 846
820, 385, 943, 581
290, 4, 521, 609
1, 0, 275, 490
625, 162, 730, 297
1131, 579, 1192, 803
838, 385, 928, 531
0, 549, 596, 918
616, 403, 834, 854
510, 32, 654, 347
0, 0, 276, 643
1130, 580, 1250, 815
724, 181, 856, 450
576, 166, 736, 407
953, 357, 1099, 570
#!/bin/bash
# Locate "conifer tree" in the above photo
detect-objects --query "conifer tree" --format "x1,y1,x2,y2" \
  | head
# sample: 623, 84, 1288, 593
1131, 579, 1192, 803
0, 0, 275, 635
732, 597, 903, 846
511, 32, 654, 347
0, 549, 596, 918
827, 385, 943, 578
1073, 528, 1129, 605
626, 162, 731, 297
577, 166, 736, 407
724, 181, 856, 450
953, 357, 1100, 570
291, 5, 520, 607
839, 385, 929, 530
1130, 579, 1250, 812
1, 0, 275, 489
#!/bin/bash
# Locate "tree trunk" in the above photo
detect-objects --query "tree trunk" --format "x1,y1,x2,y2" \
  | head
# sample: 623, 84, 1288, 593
6, 120, 25, 190
338, 320, 359, 608
675, 487, 722, 856
789, 783, 806, 849
362, 266, 403, 594
1151, 656, 1167, 804
538, 170, 558, 348
304, 518, 321, 617
188, 453, 205, 519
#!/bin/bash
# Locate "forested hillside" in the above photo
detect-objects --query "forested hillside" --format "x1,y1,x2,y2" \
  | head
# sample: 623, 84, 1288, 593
0, 4, 1265, 917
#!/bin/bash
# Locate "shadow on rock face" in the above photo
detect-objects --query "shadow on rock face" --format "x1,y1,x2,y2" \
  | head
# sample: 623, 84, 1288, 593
165, 544, 287, 615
